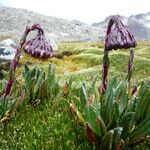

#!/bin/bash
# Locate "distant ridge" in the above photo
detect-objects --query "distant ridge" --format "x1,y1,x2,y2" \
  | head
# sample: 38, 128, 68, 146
92, 13, 150, 40
0, 6, 99, 42
0, 6, 150, 41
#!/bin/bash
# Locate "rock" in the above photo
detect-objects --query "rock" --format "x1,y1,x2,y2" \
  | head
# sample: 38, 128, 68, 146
0, 48, 6, 55
0, 39, 18, 60
0, 7, 99, 42
0, 47, 16, 60
0, 39, 17, 48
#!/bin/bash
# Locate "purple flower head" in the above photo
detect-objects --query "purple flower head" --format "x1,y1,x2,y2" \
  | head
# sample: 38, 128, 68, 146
22, 24, 53, 59
105, 16, 137, 51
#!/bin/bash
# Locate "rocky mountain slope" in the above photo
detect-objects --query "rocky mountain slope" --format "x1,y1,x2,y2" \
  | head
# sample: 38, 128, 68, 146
92, 13, 150, 40
0, 7, 99, 42
0, 6, 150, 42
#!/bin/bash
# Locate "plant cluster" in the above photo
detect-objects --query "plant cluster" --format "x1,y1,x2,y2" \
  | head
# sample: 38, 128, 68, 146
70, 77, 150, 149
0, 64, 59, 123
23, 64, 59, 104
70, 16, 150, 150
0, 16, 150, 150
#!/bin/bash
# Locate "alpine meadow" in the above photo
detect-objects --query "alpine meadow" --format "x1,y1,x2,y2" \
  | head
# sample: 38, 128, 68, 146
0, 6, 150, 150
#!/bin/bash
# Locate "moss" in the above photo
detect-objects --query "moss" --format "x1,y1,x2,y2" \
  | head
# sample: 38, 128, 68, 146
1, 41, 150, 150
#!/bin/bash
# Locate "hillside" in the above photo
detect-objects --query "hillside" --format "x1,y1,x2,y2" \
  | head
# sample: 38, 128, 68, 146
0, 41, 150, 149
92, 13, 150, 40
0, 7, 99, 42
1, 6, 150, 42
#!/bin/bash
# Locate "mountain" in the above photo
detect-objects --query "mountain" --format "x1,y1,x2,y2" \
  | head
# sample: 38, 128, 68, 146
0, 6, 150, 42
0, 7, 99, 42
92, 13, 150, 40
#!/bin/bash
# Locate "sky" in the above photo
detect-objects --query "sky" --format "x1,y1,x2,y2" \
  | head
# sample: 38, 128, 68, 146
0, 0, 150, 24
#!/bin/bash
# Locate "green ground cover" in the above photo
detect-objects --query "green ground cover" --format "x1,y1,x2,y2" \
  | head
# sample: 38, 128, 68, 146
0, 41, 150, 150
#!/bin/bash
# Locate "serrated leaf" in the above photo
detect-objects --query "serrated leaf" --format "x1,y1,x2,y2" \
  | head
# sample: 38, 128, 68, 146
101, 130, 114, 150
104, 77, 118, 124
107, 101, 120, 129
118, 83, 128, 113
89, 79, 97, 94
135, 82, 150, 122
70, 101, 85, 125
112, 127, 123, 150
126, 96, 138, 112
80, 83, 88, 107
23, 64, 30, 75
68, 76, 73, 89
85, 106, 101, 137
1, 70, 9, 79
30, 67, 37, 78
129, 115, 150, 143
121, 112, 135, 139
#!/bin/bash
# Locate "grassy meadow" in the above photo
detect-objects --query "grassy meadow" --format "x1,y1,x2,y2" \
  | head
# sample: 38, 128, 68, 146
0, 41, 150, 150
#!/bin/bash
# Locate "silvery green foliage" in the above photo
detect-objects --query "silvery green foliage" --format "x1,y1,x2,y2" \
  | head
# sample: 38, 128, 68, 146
72, 77, 150, 149
23, 64, 59, 103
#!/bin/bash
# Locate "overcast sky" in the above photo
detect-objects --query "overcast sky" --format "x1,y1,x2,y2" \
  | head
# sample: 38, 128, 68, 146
0, 0, 150, 24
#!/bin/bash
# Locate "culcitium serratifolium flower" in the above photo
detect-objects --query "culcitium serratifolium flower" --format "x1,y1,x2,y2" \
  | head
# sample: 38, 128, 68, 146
22, 24, 53, 59
100, 16, 137, 95
105, 16, 137, 51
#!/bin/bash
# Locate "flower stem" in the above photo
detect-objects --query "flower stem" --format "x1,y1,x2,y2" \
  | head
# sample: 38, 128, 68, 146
4, 26, 31, 99
100, 50, 110, 95
127, 49, 134, 92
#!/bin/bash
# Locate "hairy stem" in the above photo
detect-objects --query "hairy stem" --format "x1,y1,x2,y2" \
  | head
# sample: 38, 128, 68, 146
100, 50, 110, 95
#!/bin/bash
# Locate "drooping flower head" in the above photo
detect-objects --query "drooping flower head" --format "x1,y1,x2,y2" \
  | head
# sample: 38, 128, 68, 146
105, 16, 137, 51
4, 24, 54, 98
22, 24, 53, 59
100, 16, 137, 95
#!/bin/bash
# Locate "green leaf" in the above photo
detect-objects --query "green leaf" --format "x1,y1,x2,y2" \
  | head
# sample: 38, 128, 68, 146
112, 127, 123, 150
97, 116, 107, 136
104, 77, 118, 124
1, 70, 9, 79
107, 101, 120, 129
129, 115, 150, 144
101, 130, 114, 150
0, 79, 6, 91
118, 83, 128, 113
121, 112, 135, 139
126, 96, 138, 112
0, 98, 8, 119
80, 83, 88, 107
135, 82, 150, 122
89, 79, 97, 94
68, 76, 73, 89
85, 106, 101, 137
46, 65, 58, 100
30, 67, 37, 78
145, 103, 150, 118
53, 82, 59, 98
22, 64, 30, 77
